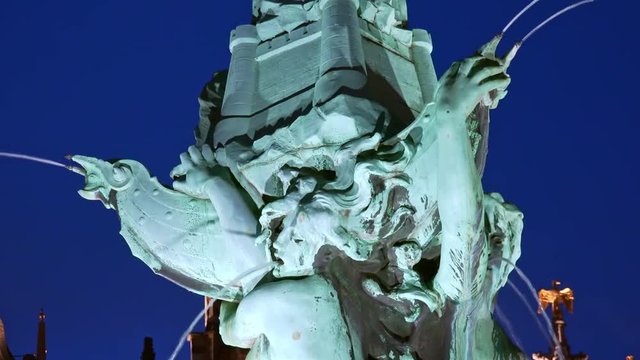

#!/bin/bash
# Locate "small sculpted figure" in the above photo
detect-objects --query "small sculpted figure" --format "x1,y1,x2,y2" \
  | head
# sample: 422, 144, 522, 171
73, 1, 527, 358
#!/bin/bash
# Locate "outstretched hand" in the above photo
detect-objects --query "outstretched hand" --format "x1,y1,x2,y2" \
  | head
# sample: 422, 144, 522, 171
170, 144, 222, 199
434, 34, 519, 121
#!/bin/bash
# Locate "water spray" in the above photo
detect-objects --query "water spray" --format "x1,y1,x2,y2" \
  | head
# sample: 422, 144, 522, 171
521, 0, 594, 43
500, 0, 594, 49
502, 0, 542, 34
506, 279, 554, 349
494, 304, 526, 353
0, 151, 84, 175
499, 257, 566, 360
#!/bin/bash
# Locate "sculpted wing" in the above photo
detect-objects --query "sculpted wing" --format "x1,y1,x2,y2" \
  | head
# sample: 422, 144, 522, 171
73, 156, 265, 301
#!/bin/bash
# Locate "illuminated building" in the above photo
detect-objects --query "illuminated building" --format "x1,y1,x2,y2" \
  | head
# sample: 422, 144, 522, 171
188, 297, 248, 360
0, 310, 46, 360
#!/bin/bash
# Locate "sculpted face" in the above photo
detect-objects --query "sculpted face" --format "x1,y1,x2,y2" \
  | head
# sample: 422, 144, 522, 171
272, 203, 338, 277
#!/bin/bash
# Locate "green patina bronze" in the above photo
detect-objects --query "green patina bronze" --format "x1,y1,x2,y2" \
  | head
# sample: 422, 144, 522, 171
73, 1, 529, 358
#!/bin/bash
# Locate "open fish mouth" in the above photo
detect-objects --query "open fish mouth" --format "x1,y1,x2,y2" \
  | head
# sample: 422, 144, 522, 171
78, 185, 108, 202
77, 176, 112, 207
69, 155, 116, 207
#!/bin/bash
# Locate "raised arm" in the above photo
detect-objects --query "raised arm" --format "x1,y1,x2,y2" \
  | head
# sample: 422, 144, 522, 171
430, 38, 517, 302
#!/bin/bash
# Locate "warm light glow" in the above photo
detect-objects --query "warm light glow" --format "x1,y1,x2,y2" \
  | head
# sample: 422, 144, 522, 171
538, 280, 574, 314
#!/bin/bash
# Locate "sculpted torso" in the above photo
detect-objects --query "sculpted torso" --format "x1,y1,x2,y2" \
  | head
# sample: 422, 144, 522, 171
72, 1, 526, 358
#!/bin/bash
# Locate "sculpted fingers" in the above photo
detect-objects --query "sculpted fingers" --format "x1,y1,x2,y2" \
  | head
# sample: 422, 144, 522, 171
469, 62, 505, 83
473, 41, 517, 109
458, 56, 484, 77
436, 40, 515, 118
169, 145, 219, 198
478, 33, 503, 59
477, 33, 519, 68
479, 74, 511, 95
188, 145, 205, 166
171, 152, 194, 179
439, 61, 461, 84
201, 144, 216, 165
495, 89, 509, 101
172, 178, 191, 194
180, 152, 193, 166
170, 164, 189, 179
489, 89, 509, 109
501, 42, 521, 69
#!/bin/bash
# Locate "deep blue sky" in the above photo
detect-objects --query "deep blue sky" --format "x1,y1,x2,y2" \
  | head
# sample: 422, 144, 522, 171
0, 0, 637, 359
